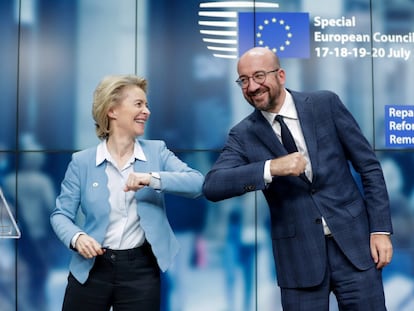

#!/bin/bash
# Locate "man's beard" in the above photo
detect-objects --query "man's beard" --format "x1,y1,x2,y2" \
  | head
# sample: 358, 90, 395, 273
246, 86, 280, 112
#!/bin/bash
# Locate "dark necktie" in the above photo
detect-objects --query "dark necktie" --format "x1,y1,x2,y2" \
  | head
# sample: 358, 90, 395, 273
275, 115, 298, 153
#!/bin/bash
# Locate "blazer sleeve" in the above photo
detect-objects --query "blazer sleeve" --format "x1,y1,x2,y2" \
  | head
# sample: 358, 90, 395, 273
203, 126, 267, 202
50, 153, 84, 248
154, 141, 204, 199
329, 92, 393, 233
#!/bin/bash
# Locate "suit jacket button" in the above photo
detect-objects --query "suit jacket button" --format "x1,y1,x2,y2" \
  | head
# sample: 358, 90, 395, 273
244, 185, 255, 191
315, 218, 322, 224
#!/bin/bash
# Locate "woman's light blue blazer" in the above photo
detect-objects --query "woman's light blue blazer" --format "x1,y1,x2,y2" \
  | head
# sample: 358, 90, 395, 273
51, 139, 204, 284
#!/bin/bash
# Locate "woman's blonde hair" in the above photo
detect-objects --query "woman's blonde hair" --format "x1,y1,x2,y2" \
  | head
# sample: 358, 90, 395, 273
92, 74, 147, 140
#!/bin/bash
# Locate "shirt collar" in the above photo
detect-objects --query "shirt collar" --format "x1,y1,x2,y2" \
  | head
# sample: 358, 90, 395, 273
96, 139, 147, 166
261, 89, 298, 125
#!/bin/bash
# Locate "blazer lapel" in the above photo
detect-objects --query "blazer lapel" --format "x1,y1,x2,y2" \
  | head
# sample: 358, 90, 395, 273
291, 91, 318, 183
251, 109, 287, 156
132, 153, 151, 201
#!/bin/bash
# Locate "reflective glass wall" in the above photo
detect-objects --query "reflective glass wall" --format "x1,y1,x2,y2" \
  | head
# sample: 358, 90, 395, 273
1, 0, 414, 310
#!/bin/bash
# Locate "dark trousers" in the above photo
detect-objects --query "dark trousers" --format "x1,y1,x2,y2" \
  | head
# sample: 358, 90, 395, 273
281, 236, 387, 311
62, 242, 160, 311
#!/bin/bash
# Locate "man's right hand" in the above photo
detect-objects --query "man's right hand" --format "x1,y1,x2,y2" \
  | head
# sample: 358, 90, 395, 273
270, 152, 307, 177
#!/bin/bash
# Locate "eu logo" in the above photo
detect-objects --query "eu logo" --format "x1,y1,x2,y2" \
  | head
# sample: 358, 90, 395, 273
238, 12, 310, 58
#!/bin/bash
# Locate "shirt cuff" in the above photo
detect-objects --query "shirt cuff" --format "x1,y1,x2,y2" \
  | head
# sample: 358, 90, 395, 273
71, 232, 85, 249
264, 160, 273, 184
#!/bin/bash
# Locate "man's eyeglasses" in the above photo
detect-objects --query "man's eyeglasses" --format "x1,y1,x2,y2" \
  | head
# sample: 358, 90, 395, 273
235, 69, 280, 88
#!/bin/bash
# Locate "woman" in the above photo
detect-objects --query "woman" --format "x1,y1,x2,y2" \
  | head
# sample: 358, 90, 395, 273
51, 74, 204, 311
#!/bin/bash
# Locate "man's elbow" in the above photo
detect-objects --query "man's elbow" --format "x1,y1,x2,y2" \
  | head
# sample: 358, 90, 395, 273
202, 183, 218, 202
202, 178, 226, 202
203, 180, 238, 202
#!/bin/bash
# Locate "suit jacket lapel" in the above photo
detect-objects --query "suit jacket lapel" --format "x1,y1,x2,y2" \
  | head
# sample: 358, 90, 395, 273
291, 91, 318, 183
251, 109, 287, 156
132, 150, 151, 201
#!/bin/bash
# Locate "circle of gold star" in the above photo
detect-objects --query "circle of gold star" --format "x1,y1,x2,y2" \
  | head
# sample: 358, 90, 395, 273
256, 17, 292, 53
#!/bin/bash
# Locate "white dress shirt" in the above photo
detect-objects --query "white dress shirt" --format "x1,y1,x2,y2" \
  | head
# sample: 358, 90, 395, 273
98, 140, 146, 249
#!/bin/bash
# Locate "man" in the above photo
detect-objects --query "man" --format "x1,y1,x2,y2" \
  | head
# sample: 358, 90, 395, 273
203, 47, 393, 310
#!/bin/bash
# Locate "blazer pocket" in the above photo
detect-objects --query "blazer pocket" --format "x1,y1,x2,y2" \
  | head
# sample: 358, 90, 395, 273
343, 198, 364, 218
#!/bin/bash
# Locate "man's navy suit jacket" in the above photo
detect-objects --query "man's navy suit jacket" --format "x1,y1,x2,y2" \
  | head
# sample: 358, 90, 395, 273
203, 90, 393, 288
